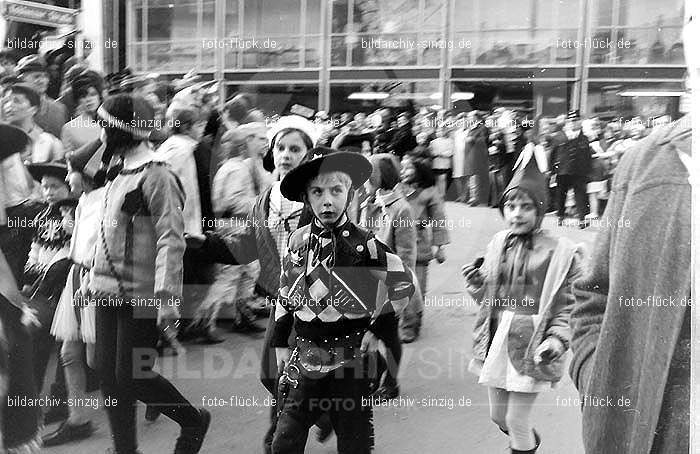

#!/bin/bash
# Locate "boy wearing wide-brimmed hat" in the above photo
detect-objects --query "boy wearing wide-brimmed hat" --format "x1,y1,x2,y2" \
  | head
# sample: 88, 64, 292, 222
270, 146, 415, 453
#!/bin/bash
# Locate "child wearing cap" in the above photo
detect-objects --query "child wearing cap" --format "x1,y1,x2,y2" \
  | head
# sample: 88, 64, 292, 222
270, 146, 415, 453
21, 162, 74, 425
462, 155, 583, 454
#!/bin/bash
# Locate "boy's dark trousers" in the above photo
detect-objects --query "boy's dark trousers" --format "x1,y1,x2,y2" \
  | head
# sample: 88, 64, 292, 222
555, 174, 589, 221
272, 360, 375, 454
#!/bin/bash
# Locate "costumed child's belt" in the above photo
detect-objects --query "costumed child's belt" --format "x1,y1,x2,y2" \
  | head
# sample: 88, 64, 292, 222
294, 330, 366, 376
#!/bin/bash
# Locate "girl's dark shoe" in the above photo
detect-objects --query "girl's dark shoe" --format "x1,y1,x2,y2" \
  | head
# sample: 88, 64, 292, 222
41, 420, 94, 446
510, 429, 540, 453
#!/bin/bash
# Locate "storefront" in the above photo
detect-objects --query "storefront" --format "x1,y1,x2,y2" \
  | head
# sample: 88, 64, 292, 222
123, 0, 687, 120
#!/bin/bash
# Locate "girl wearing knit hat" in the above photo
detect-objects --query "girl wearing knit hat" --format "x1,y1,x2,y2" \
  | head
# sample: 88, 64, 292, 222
462, 155, 584, 454
91, 94, 210, 454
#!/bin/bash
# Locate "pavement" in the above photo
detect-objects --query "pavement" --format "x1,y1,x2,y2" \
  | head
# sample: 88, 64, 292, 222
42, 204, 600, 454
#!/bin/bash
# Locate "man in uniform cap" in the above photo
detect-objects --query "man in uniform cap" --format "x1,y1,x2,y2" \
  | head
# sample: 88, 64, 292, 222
550, 109, 593, 228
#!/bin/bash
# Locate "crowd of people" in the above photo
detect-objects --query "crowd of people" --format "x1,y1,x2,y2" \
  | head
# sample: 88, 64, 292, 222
0, 35, 691, 454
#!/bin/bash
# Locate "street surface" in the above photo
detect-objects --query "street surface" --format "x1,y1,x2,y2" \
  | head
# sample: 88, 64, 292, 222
43, 204, 598, 453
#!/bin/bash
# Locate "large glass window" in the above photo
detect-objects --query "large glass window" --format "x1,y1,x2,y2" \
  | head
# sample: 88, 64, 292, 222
589, 0, 684, 64
587, 82, 683, 119
129, 0, 216, 72
451, 0, 583, 66
330, 80, 441, 112
224, 0, 322, 69
330, 0, 446, 67
226, 84, 319, 116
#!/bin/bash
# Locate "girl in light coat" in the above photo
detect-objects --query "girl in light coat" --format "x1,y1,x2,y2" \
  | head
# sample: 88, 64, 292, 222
462, 155, 583, 454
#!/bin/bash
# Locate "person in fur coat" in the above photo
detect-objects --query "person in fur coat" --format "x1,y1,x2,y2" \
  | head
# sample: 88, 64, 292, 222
462, 155, 583, 454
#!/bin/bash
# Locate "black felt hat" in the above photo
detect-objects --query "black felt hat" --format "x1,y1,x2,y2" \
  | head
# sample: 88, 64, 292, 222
26, 162, 68, 183
280, 147, 372, 202
0, 123, 30, 160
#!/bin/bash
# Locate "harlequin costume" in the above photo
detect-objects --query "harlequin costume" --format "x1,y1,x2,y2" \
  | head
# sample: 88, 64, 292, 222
270, 147, 415, 454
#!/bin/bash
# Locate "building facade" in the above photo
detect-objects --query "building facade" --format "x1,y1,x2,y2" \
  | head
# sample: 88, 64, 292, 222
122, 0, 686, 118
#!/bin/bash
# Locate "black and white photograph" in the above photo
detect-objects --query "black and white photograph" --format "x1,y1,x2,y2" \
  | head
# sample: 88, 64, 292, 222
0, 0, 696, 452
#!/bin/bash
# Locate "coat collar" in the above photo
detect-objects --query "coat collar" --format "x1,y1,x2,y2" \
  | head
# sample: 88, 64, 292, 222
374, 186, 403, 207
656, 114, 691, 157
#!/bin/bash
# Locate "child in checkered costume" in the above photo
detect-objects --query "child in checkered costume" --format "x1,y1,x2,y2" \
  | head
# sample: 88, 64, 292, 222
270, 146, 415, 454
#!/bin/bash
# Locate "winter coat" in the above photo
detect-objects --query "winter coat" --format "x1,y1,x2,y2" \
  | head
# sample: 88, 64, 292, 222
400, 184, 449, 263
551, 131, 593, 178
463, 124, 489, 177
451, 128, 467, 178
358, 188, 417, 269
90, 161, 186, 300
199, 184, 314, 393
467, 229, 583, 383
157, 134, 203, 235
199, 184, 314, 297
568, 117, 691, 454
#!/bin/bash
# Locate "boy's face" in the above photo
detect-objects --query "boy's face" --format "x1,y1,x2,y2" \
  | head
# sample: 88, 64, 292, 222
0, 58, 15, 75
41, 175, 70, 205
21, 71, 48, 95
306, 172, 351, 226
2, 91, 36, 125
400, 158, 415, 184
503, 192, 538, 235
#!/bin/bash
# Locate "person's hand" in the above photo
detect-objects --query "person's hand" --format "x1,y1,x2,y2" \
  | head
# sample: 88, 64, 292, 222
434, 245, 446, 264
185, 233, 206, 249
157, 301, 185, 355
20, 304, 40, 328
360, 331, 379, 356
533, 337, 565, 365
276, 347, 291, 373
461, 264, 484, 289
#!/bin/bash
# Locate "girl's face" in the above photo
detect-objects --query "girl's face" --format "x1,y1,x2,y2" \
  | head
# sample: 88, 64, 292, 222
79, 87, 101, 114
273, 131, 308, 177
364, 166, 380, 194
503, 192, 538, 234
67, 171, 84, 198
400, 158, 415, 184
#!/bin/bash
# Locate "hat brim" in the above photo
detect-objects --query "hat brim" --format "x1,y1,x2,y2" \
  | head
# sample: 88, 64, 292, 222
0, 124, 30, 160
281, 152, 372, 202
26, 163, 68, 183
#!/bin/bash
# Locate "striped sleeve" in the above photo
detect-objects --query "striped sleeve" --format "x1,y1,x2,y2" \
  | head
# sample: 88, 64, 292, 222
367, 236, 415, 328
